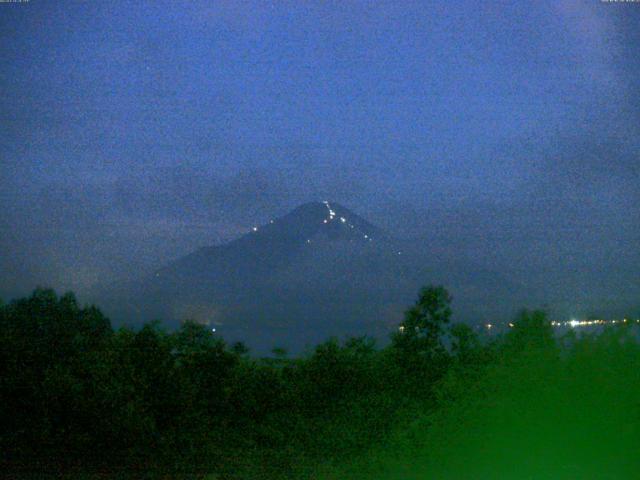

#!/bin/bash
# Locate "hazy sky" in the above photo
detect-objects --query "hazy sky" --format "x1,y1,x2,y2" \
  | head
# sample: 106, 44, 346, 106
1, 1, 639, 312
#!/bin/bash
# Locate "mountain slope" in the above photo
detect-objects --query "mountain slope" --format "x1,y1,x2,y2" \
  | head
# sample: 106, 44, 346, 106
95, 201, 523, 353
156, 201, 381, 282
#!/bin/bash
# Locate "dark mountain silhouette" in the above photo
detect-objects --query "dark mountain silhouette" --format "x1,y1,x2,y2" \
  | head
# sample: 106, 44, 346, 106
95, 201, 523, 353
157, 201, 382, 282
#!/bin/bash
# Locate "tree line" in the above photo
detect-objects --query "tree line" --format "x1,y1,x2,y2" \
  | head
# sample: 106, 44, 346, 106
1, 286, 639, 478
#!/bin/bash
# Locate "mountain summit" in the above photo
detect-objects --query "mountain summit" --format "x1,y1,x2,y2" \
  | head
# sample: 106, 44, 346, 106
223, 200, 381, 250
267, 201, 381, 243
155, 201, 382, 280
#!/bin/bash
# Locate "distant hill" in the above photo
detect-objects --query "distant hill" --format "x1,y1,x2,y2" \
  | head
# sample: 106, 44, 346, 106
94, 201, 523, 353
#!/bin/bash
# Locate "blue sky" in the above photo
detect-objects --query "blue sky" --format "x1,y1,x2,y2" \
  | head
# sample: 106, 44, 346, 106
1, 1, 639, 312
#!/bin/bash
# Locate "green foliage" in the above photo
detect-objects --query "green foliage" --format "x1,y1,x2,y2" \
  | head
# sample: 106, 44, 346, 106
2, 287, 638, 479
231, 341, 250, 356
503, 308, 555, 355
0, 289, 416, 478
389, 286, 453, 397
395, 285, 452, 346
322, 315, 640, 479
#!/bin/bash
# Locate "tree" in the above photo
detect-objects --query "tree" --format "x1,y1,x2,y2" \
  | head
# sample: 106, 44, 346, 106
389, 285, 454, 396
393, 285, 452, 357
449, 323, 480, 363
272, 346, 288, 358
504, 309, 555, 354
231, 341, 250, 356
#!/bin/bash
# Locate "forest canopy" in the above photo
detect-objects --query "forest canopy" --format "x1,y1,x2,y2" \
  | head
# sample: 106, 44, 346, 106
1, 287, 639, 479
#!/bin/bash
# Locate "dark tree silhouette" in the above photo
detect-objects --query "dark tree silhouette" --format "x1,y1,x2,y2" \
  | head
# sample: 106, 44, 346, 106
5, 286, 634, 479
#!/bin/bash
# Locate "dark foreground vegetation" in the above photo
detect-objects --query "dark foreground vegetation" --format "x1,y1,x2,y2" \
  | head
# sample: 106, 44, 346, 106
2, 287, 639, 479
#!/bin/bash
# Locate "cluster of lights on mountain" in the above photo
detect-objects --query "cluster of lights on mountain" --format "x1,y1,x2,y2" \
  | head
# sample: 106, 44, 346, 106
320, 201, 372, 242
249, 201, 380, 245
246, 202, 402, 257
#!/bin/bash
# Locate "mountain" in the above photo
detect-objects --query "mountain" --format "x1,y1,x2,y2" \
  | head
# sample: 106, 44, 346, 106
157, 201, 382, 282
95, 201, 524, 353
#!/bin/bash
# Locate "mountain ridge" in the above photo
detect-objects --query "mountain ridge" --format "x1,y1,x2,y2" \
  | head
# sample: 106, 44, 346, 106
156, 200, 384, 279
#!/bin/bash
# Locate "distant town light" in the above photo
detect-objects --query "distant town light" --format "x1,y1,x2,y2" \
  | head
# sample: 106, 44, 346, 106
482, 318, 638, 330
